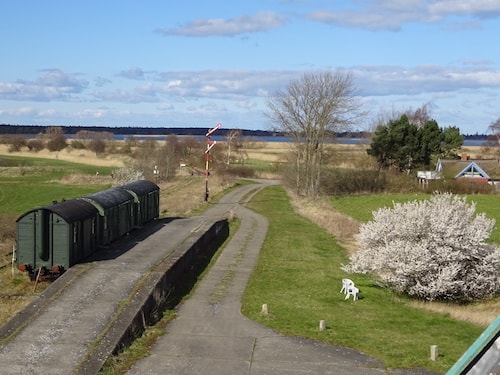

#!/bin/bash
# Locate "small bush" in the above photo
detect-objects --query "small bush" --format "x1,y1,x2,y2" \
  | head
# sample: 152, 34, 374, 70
89, 138, 106, 154
46, 134, 67, 151
26, 139, 45, 152
385, 172, 421, 193
71, 140, 86, 150
320, 168, 387, 195
7, 137, 27, 152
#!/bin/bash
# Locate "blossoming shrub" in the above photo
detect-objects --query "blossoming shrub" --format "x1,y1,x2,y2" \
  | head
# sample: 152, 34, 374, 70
343, 193, 500, 301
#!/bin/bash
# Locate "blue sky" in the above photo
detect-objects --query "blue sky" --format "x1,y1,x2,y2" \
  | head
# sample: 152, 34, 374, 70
0, 1, 499, 134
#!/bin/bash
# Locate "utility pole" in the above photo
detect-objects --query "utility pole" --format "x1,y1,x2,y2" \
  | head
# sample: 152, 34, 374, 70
205, 123, 222, 201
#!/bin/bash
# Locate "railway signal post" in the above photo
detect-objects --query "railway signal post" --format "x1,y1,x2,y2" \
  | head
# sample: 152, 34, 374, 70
205, 123, 222, 201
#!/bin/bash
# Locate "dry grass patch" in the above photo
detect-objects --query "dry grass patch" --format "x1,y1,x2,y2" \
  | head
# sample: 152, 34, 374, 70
0, 144, 127, 167
244, 142, 291, 162
410, 299, 500, 327
158, 174, 236, 217
287, 191, 360, 254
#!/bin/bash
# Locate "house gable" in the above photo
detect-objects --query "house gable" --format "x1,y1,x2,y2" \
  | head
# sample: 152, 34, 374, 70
455, 162, 490, 179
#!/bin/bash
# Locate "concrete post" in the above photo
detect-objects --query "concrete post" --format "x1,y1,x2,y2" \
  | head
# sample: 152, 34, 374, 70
430, 345, 439, 361
261, 304, 268, 315
319, 320, 326, 331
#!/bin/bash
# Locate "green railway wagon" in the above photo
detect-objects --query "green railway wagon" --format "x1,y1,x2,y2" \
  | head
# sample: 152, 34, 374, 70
120, 180, 160, 227
16, 180, 161, 280
16, 199, 99, 280
81, 188, 135, 245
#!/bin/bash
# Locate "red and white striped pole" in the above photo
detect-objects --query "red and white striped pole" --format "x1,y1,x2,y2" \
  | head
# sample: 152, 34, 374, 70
205, 123, 222, 201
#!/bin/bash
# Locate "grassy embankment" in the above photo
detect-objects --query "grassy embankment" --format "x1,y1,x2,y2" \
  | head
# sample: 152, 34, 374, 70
242, 186, 495, 374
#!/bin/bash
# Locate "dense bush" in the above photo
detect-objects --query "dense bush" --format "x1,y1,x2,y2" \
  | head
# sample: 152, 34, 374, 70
46, 134, 67, 151
89, 138, 106, 154
111, 166, 144, 185
7, 136, 27, 152
26, 139, 44, 152
70, 140, 86, 150
422, 178, 495, 195
320, 168, 387, 195
343, 193, 500, 302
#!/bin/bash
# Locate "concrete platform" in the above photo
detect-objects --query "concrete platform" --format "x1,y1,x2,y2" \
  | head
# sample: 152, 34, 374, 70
0, 216, 221, 375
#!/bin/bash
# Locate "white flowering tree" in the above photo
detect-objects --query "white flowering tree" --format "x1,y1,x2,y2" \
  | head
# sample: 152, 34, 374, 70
343, 193, 500, 301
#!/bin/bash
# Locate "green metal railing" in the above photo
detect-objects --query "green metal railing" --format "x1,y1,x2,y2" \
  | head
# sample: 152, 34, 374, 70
446, 316, 500, 374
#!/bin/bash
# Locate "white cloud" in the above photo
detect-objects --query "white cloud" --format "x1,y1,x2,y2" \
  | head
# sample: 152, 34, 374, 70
429, 0, 500, 18
155, 11, 287, 37
0, 69, 87, 101
352, 64, 500, 96
305, 0, 500, 30
119, 67, 145, 80
157, 102, 174, 111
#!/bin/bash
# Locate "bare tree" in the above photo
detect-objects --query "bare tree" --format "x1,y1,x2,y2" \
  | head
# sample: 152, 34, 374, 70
158, 134, 181, 180
225, 129, 244, 165
485, 118, 500, 161
267, 71, 363, 196
404, 102, 432, 127
487, 118, 500, 145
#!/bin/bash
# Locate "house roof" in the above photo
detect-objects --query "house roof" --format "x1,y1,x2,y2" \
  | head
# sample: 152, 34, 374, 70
438, 159, 500, 180
455, 162, 490, 179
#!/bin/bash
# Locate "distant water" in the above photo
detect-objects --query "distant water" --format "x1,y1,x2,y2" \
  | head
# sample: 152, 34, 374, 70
111, 134, 484, 146
111, 134, 368, 144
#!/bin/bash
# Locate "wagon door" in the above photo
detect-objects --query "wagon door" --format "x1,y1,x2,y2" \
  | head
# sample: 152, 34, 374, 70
51, 212, 72, 268
16, 211, 38, 269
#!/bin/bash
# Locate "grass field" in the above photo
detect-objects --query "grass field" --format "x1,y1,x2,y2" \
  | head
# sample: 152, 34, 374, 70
330, 193, 500, 245
243, 186, 487, 374
0, 143, 498, 374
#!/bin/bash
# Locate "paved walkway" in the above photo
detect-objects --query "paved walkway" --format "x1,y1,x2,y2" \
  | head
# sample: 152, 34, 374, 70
126, 180, 437, 375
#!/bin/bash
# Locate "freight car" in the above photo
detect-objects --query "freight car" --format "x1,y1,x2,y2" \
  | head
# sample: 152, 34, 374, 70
16, 180, 160, 280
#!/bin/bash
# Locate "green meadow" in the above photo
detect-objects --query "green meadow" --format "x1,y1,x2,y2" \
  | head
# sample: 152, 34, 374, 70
330, 193, 500, 243
0, 155, 113, 214
243, 186, 490, 374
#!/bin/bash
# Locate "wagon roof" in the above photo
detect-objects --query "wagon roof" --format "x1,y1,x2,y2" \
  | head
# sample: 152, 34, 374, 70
83, 188, 133, 209
119, 180, 159, 195
17, 199, 98, 223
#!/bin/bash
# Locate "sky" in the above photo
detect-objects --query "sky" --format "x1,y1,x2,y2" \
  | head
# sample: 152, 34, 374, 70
0, 1, 499, 135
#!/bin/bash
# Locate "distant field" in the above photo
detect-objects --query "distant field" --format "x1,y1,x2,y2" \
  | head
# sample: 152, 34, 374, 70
0, 154, 115, 215
0, 144, 126, 167
330, 193, 500, 243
